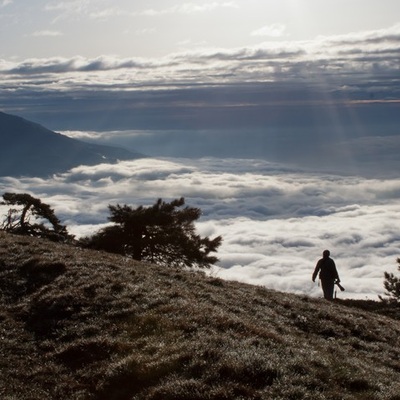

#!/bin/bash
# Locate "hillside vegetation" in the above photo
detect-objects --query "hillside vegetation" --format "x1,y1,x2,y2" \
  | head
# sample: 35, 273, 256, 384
1, 231, 400, 400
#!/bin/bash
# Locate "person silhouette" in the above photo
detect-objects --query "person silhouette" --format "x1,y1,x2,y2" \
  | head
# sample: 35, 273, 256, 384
312, 250, 340, 300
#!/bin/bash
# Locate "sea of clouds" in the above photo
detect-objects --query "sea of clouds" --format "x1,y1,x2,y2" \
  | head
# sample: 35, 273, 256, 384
1, 11, 399, 302
1, 156, 399, 300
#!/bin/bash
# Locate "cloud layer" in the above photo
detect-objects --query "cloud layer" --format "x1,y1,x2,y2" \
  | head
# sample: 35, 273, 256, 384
1, 157, 399, 300
2, 23, 400, 86
61, 127, 400, 179
0, 23, 399, 139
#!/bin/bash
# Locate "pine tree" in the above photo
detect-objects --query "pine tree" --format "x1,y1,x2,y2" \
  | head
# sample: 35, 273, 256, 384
82, 198, 222, 268
382, 258, 400, 302
0, 192, 70, 242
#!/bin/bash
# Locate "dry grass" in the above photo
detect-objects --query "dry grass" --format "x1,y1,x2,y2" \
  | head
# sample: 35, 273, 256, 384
1, 231, 400, 400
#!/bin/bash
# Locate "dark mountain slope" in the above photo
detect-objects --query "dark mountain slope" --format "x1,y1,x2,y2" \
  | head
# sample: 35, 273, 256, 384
0, 111, 143, 176
0, 231, 400, 400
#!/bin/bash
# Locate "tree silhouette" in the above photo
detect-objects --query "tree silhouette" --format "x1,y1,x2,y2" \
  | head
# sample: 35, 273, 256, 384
382, 258, 400, 302
82, 197, 222, 268
0, 192, 70, 242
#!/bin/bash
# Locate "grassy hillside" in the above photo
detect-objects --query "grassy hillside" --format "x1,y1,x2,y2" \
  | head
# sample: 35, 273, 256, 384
1, 231, 400, 400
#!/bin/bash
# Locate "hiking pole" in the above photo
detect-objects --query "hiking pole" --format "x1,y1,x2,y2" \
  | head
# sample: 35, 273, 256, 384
335, 280, 345, 292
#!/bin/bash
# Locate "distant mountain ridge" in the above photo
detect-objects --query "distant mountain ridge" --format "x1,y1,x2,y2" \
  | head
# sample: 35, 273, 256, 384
0, 111, 143, 177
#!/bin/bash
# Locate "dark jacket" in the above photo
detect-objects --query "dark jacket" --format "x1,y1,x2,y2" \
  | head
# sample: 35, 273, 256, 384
312, 256, 339, 282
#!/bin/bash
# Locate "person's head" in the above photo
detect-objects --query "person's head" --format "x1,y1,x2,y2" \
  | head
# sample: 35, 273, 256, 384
323, 249, 330, 258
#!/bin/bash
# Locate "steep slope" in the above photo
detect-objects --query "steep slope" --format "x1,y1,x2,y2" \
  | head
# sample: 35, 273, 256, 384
0, 111, 143, 176
0, 231, 399, 400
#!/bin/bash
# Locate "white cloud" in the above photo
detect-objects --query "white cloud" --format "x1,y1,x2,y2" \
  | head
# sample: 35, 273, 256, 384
45, 1, 238, 21
315, 22, 400, 45
60, 130, 99, 140
89, 8, 124, 20
1, 23, 399, 98
0, 0, 12, 7
251, 23, 286, 38
1, 157, 399, 300
137, 2, 239, 16
135, 28, 157, 36
45, 0, 92, 12
45, 0, 96, 23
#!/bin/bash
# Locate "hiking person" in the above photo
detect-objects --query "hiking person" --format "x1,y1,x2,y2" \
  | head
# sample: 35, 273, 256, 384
312, 250, 340, 300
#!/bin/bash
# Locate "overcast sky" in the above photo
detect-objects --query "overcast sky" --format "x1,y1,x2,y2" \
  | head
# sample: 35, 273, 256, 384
0, 0, 399, 131
3, 0, 400, 61
1, 0, 400, 59
1, 1, 400, 300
